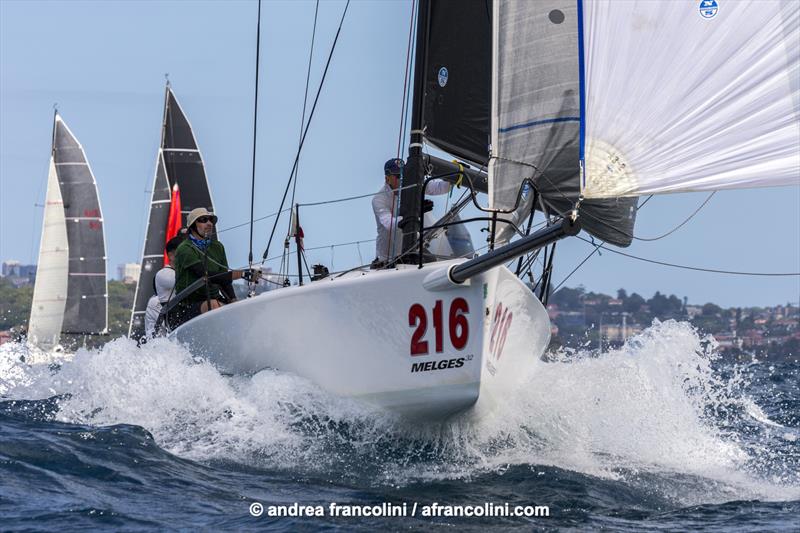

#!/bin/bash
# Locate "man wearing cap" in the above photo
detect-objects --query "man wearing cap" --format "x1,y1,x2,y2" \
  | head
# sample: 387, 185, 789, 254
144, 235, 183, 338
372, 158, 451, 264
171, 207, 249, 327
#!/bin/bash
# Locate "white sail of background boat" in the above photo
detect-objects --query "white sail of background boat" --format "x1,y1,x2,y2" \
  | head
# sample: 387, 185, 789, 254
129, 85, 215, 341
167, 0, 798, 420
28, 113, 108, 352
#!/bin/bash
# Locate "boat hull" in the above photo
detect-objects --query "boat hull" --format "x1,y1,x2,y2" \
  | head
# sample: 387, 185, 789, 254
172, 261, 550, 419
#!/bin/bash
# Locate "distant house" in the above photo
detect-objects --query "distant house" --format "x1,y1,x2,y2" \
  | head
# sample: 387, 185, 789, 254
685, 305, 703, 319
601, 323, 644, 343
1, 260, 37, 286
118, 263, 141, 284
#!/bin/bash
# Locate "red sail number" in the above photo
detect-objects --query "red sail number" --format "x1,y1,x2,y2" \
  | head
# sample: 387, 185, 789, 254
408, 303, 428, 355
408, 298, 470, 355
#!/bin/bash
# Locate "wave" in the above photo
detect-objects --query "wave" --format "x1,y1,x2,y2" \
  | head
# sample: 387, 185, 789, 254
1, 320, 798, 506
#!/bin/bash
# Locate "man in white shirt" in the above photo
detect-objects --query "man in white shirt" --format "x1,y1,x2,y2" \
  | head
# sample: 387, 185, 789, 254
144, 236, 182, 338
372, 158, 450, 264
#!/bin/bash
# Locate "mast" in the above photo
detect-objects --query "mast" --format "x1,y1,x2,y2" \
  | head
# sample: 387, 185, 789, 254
398, 0, 431, 260
129, 85, 173, 340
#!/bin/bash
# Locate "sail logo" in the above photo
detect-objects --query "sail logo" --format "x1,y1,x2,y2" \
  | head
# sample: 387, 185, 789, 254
699, 0, 718, 19
437, 67, 448, 87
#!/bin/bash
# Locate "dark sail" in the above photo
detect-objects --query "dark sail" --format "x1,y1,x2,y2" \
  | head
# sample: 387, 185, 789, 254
413, 0, 636, 247
488, 1, 637, 247
421, 0, 491, 167
129, 86, 215, 340
53, 116, 107, 334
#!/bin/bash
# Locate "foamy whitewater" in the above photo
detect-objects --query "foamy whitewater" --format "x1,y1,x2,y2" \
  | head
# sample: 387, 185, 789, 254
1, 320, 798, 530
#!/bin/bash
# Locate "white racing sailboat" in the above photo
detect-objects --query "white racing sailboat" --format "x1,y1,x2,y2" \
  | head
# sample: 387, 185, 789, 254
167, 0, 798, 419
28, 113, 108, 354
129, 84, 216, 342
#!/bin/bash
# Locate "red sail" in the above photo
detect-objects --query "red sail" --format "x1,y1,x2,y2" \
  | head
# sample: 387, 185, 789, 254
164, 183, 182, 265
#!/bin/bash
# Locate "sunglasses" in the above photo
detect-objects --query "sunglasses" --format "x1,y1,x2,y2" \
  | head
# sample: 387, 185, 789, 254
196, 216, 215, 224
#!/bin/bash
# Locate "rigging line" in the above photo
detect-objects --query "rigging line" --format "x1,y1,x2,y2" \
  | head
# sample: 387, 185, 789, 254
262, 238, 376, 264
576, 235, 800, 276
261, 0, 351, 263
633, 192, 715, 241
216, 206, 293, 235
288, 0, 320, 219
248, 0, 263, 266
298, 183, 418, 207
396, 0, 416, 158
551, 239, 604, 293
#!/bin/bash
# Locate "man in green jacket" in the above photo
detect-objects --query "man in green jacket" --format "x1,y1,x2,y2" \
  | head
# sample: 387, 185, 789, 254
170, 207, 249, 327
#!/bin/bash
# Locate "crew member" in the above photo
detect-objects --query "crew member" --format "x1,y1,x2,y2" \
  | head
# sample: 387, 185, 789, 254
144, 236, 183, 338
171, 208, 249, 327
372, 158, 450, 264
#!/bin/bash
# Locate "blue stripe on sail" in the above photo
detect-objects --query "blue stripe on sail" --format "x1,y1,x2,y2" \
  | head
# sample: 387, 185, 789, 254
577, 0, 587, 186
499, 116, 580, 134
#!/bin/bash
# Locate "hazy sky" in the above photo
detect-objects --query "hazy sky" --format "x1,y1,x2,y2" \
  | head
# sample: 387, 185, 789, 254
1, 0, 798, 308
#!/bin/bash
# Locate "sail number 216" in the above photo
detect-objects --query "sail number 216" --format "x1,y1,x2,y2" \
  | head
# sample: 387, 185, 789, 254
408, 298, 469, 355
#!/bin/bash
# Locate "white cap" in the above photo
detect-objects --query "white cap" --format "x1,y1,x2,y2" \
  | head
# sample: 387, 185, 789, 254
155, 267, 176, 304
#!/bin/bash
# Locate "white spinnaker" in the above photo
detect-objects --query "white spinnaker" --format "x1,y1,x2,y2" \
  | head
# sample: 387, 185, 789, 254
28, 158, 69, 350
582, 0, 800, 198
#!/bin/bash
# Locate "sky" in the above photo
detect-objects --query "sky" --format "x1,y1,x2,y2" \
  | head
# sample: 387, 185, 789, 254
1, 0, 798, 309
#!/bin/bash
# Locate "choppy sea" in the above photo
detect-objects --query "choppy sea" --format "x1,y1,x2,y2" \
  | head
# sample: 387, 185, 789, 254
1, 320, 798, 531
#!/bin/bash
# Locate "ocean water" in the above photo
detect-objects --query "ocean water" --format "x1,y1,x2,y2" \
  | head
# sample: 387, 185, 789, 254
1, 320, 798, 531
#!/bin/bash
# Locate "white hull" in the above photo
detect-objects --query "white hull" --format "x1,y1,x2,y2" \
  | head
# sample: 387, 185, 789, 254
172, 260, 550, 419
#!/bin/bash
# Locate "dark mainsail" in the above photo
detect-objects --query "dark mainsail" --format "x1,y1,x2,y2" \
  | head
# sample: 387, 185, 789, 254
53, 116, 108, 335
129, 86, 215, 340
410, 0, 636, 248
421, 0, 491, 167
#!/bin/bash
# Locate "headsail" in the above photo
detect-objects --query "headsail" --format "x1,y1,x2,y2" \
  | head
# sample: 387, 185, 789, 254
489, 0, 637, 247
29, 114, 107, 349
581, 0, 800, 198
28, 158, 69, 350
129, 86, 215, 340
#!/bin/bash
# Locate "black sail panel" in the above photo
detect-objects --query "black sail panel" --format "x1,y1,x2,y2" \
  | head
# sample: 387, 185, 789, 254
164, 90, 199, 150
422, 0, 491, 166
163, 88, 215, 226
53, 117, 107, 334
488, 0, 637, 247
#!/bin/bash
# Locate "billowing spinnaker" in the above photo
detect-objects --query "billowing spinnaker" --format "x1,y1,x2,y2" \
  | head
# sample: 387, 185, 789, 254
582, 0, 800, 198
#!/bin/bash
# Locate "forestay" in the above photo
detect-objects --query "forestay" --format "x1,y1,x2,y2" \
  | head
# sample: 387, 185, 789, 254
582, 0, 800, 198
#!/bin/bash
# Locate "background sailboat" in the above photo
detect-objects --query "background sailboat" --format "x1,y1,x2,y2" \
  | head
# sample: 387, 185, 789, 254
28, 113, 107, 351
129, 85, 215, 341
